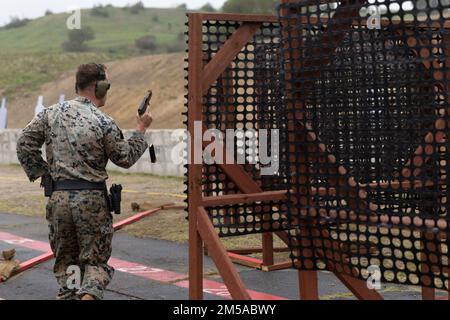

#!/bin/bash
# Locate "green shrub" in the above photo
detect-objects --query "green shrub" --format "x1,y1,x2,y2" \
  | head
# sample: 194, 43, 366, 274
62, 27, 95, 52
129, 1, 145, 14
135, 35, 157, 51
200, 3, 216, 12
222, 0, 278, 14
4, 17, 30, 30
91, 5, 109, 17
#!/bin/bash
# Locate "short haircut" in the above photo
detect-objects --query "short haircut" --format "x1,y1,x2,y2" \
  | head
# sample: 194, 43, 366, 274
75, 63, 107, 93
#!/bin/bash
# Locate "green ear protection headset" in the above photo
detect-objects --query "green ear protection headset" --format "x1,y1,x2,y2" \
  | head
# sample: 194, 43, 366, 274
94, 63, 111, 99
75, 63, 111, 99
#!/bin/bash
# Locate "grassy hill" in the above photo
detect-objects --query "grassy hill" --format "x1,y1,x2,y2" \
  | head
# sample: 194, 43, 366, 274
0, 6, 186, 53
0, 6, 187, 97
7, 53, 186, 130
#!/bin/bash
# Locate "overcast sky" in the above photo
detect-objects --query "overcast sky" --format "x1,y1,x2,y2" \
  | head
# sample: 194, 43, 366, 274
0, 0, 226, 26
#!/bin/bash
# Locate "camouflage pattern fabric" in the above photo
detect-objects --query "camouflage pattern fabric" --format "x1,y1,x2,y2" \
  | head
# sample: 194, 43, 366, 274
16, 96, 149, 299
17, 96, 148, 182
47, 190, 114, 300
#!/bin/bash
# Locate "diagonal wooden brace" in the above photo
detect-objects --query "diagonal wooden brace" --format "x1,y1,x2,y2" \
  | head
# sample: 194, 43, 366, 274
197, 207, 251, 300
202, 22, 262, 95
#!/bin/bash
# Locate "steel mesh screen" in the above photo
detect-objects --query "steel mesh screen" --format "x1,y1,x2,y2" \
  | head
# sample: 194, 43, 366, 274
279, 0, 450, 290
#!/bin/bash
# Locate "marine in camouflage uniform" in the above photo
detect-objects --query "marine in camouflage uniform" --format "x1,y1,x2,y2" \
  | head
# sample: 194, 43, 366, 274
16, 96, 149, 300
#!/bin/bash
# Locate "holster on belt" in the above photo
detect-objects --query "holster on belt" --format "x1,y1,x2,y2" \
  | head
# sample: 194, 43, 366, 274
40, 174, 53, 198
41, 176, 123, 215
106, 184, 123, 215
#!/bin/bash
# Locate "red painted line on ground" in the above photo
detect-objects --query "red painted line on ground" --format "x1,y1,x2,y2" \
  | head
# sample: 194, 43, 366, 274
176, 280, 288, 300
0, 232, 51, 252
0, 231, 289, 300
0, 231, 55, 278
0, 208, 162, 275
109, 258, 186, 283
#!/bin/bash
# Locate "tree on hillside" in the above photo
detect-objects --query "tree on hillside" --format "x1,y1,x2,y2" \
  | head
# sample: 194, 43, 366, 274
91, 4, 109, 17
129, 1, 145, 14
62, 27, 95, 52
3, 16, 30, 29
200, 3, 216, 12
222, 0, 278, 14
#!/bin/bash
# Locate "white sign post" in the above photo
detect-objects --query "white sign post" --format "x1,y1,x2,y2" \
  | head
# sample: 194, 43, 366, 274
0, 98, 7, 129
34, 96, 45, 116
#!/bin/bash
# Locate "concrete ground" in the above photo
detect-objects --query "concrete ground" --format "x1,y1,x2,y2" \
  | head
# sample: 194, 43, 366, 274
0, 211, 441, 301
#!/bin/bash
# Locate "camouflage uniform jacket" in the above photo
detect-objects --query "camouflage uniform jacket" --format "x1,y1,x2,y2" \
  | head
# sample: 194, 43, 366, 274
17, 96, 148, 182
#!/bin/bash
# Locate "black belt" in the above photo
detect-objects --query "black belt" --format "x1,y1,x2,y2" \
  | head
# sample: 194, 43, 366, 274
53, 180, 106, 191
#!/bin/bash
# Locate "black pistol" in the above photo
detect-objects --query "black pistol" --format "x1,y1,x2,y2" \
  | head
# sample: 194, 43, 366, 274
138, 90, 153, 117
138, 90, 157, 163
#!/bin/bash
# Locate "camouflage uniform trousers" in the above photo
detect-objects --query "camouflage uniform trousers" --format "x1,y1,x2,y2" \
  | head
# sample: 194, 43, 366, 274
45, 190, 115, 300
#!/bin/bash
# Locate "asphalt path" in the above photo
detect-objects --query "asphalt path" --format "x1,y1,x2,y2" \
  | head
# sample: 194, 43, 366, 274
0, 212, 437, 300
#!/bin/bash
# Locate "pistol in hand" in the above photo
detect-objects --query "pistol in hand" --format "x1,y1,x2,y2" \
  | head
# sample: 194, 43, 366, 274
137, 90, 156, 163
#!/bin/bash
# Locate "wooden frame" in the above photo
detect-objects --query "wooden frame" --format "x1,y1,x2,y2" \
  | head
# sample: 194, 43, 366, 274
187, 12, 291, 300
279, 0, 450, 300
187, 11, 385, 300
187, 1, 450, 299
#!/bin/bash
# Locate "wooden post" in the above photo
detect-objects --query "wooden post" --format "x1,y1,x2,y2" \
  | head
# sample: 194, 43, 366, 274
262, 233, 275, 266
279, 0, 320, 300
298, 270, 319, 300
188, 13, 204, 300
421, 231, 436, 300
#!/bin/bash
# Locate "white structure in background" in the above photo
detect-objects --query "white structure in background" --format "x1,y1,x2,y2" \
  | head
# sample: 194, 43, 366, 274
0, 98, 7, 129
0, 129, 184, 177
59, 94, 65, 104
34, 96, 45, 116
